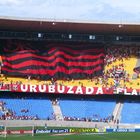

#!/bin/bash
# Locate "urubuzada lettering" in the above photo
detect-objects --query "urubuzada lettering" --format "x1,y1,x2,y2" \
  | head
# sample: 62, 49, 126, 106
1, 84, 140, 95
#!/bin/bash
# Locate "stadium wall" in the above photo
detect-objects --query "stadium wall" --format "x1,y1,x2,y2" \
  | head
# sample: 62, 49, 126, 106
0, 120, 140, 129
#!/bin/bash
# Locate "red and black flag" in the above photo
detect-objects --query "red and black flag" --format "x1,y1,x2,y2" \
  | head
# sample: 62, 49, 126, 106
1, 43, 105, 80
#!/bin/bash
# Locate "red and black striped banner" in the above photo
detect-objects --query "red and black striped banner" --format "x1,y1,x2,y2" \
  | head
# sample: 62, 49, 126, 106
2, 43, 105, 80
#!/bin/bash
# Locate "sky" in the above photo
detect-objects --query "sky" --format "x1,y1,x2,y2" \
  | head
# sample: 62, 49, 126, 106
0, 0, 140, 23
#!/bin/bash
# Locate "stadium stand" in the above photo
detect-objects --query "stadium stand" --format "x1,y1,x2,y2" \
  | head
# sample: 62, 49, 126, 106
1, 39, 140, 125
0, 98, 53, 120
104, 46, 138, 89
59, 99, 115, 122
121, 101, 140, 124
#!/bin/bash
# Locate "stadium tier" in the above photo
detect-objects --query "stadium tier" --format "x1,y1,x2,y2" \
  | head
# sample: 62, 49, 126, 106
0, 97, 116, 122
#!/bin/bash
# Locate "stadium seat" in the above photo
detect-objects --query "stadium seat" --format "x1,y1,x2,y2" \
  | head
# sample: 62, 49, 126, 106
121, 102, 140, 123
59, 99, 116, 121
1, 98, 53, 120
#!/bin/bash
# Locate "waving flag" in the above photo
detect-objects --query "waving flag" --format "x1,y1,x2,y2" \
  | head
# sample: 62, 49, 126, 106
2, 43, 105, 80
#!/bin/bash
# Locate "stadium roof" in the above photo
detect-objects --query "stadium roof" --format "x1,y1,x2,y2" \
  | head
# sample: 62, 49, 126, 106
0, 16, 140, 35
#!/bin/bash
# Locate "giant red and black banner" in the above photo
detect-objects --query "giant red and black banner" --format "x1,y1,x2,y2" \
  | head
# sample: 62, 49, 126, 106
1, 43, 105, 80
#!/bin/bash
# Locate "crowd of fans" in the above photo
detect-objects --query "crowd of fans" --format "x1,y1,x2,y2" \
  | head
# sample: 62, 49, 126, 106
104, 45, 139, 66
93, 45, 140, 89
63, 114, 113, 123
104, 46, 139, 87
0, 114, 39, 120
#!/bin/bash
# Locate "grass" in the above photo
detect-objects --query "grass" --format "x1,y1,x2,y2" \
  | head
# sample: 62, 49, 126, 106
0, 133, 140, 140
